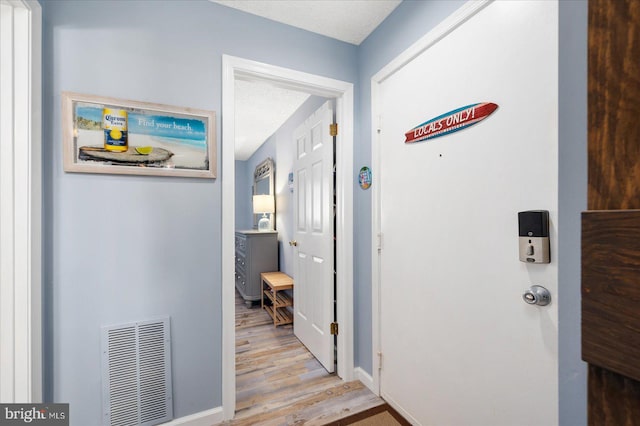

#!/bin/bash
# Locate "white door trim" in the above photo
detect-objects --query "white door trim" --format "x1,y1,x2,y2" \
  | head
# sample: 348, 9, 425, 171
222, 55, 354, 420
0, 0, 42, 403
370, 0, 492, 396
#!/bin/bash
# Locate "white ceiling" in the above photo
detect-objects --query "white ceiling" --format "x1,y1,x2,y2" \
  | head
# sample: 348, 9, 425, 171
212, 0, 401, 45
234, 80, 310, 161
215, 0, 402, 159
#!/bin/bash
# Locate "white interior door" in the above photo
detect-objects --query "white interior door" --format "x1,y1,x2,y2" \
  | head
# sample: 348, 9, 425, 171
292, 101, 335, 373
376, 2, 558, 425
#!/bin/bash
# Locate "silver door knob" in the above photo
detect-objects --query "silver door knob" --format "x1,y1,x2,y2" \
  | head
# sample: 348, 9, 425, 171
289, 240, 298, 246
522, 285, 551, 306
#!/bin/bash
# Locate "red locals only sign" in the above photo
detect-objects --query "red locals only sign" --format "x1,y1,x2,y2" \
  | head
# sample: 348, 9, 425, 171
404, 102, 498, 144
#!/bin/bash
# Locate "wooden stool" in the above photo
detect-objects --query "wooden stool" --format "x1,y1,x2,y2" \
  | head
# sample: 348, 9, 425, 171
261, 272, 294, 327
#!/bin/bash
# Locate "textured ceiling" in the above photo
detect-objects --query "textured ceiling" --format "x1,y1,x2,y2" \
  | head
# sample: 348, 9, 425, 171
217, 0, 402, 159
212, 0, 402, 45
235, 79, 310, 161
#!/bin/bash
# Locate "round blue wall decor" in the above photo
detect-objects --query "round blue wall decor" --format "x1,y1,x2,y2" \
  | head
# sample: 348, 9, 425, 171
359, 166, 372, 190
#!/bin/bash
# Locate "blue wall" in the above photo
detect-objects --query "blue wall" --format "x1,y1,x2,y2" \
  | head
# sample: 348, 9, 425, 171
354, 0, 467, 376
238, 96, 328, 275
41, 0, 587, 424
41, 1, 356, 424
558, 1, 588, 425
234, 160, 251, 230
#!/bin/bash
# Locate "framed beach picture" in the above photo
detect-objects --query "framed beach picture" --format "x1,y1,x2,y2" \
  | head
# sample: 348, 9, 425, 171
62, 92, 216, 178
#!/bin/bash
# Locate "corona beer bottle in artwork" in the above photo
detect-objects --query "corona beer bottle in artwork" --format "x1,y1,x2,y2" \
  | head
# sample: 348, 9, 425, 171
103, 108, 128, 152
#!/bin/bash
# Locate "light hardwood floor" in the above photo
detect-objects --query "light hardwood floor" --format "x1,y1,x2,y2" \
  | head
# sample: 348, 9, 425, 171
224, 290, 383, 425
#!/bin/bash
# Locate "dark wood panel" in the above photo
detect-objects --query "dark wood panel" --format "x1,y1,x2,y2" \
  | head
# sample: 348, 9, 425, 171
589, 0, 640, 210
582, 211, 640, 382
587, 0, 640, 423
588, 365, 640, 426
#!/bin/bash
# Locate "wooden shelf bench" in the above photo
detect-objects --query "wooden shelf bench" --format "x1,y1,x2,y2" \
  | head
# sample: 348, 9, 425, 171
260, 272, 294, 327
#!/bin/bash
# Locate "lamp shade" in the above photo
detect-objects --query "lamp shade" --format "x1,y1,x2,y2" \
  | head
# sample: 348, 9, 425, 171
253, 194, 275, 214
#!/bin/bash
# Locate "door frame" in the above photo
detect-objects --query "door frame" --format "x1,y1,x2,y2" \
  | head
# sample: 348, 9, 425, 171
370, 0, 492, 396
221, 55, 354, 420
0, 0, 42, 403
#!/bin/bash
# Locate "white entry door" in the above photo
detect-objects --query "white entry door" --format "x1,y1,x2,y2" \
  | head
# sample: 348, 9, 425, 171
376, 2, 558, 425
292, 101, 335, 373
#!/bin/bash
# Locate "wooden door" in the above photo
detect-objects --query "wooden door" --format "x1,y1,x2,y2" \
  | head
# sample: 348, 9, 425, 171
292, 101, 335, 373
376, 2, 559, 424
583, 0, 640, 423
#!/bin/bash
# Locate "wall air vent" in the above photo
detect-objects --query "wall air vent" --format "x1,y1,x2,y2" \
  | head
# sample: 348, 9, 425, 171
101, 318, 173, 426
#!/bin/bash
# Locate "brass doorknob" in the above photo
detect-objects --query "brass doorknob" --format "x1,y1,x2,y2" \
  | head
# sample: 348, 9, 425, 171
289, 240, 298, 246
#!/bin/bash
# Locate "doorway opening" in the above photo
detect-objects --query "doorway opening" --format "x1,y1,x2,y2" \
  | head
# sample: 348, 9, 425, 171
221, 55, 354, 420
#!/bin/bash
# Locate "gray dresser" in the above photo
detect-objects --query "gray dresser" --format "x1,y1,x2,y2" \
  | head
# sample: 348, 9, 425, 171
235, 230, 278, 304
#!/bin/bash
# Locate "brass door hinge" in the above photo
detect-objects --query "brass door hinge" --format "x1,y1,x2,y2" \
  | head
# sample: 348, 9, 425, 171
330, 322, 339, 335
330, 123, 338, 137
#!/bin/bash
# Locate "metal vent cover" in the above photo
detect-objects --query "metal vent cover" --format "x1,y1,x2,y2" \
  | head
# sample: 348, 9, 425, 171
102, 318, 173, 426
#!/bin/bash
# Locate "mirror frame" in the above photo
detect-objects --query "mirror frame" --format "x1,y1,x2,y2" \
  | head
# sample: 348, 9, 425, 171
253, 157, 275, 229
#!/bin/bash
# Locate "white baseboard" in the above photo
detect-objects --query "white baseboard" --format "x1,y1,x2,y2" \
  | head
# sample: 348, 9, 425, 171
354, 367, 377, 395
162, 407, 224, 426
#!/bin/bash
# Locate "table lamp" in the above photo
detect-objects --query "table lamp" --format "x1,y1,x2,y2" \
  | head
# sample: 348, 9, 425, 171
253, 194, 275, 231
